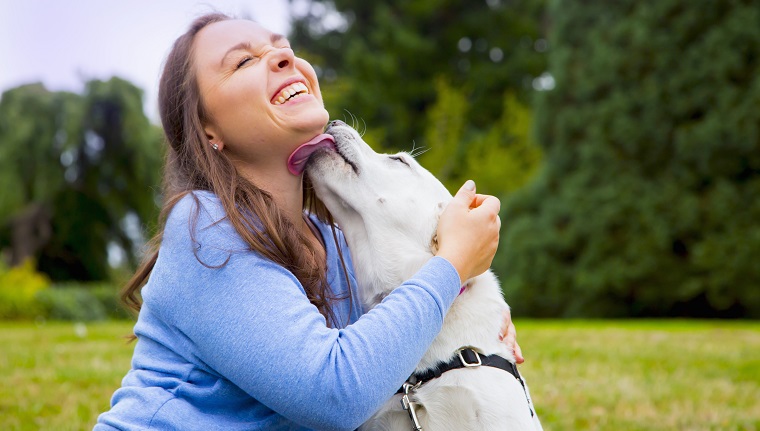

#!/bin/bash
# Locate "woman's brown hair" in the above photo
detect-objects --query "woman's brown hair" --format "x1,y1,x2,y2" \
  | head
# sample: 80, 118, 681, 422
122, 13, 351, 330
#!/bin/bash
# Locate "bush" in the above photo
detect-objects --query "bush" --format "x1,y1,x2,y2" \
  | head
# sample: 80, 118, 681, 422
0, 259, 131, 321
37, 287, 106, 321
90, 283, 133, 319
0, 259, 50, 319
37, 283, 132, 321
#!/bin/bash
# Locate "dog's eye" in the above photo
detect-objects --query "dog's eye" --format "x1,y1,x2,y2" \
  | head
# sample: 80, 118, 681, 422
389, 155, 411, 167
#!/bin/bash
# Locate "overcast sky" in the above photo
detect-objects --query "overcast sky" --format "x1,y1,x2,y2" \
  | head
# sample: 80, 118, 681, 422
0, 0, 293, 121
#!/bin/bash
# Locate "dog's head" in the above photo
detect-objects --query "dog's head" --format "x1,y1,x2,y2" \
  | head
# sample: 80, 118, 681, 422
306, 120, 452, 304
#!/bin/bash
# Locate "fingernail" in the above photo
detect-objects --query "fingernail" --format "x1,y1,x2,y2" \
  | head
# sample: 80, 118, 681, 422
464, 180, 475, 191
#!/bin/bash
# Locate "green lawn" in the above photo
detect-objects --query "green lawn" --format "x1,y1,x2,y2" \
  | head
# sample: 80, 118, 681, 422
0, 320, 758, 430
517, 320, 760, 430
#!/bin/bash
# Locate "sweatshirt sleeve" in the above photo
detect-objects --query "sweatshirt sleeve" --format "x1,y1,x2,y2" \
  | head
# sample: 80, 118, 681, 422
144, 193, 461, 431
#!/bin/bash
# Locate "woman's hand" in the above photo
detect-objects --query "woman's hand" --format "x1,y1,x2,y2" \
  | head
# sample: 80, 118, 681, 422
436, 180, 501, 283
499, 308, 524, 364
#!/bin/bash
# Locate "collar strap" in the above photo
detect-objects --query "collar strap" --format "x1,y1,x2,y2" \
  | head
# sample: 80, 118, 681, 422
397, 347, 534, 417
407, 348, 521, 388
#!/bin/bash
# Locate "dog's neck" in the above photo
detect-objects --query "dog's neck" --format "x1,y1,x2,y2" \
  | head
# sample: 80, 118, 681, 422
360, 252, 481, 311
416, 269, 512, 371
346, 231, 513, 372
355, 248, 435, 309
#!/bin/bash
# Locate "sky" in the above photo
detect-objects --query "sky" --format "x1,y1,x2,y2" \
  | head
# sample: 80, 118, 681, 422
0, 0, 293, 121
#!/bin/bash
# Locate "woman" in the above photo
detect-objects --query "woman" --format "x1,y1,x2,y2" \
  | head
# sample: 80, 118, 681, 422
95, 13, 520, 431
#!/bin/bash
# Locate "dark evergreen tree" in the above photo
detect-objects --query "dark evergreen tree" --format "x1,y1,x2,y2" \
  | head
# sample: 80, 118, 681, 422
498, 1, 760, 317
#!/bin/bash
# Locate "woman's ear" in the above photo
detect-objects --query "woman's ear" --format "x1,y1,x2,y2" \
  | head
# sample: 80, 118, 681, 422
204, 124, 224, 151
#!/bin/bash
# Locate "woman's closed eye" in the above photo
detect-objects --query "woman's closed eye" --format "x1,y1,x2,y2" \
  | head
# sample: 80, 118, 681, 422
236, 56, 255, 69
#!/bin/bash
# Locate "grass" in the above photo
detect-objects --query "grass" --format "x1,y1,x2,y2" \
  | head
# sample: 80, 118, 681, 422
0, 320, 758, 430
517, 320, 760, 430
0, 321, 135, 431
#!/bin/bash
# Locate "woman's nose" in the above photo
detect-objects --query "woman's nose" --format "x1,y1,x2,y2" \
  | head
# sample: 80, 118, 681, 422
269, 47, 295, 72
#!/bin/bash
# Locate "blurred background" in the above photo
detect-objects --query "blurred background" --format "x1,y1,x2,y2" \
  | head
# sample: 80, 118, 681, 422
2, 0, 758, 319
1, 1, 758, 429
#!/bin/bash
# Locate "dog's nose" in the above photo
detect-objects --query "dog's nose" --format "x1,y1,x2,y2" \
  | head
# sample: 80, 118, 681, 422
328, 120, 347, 128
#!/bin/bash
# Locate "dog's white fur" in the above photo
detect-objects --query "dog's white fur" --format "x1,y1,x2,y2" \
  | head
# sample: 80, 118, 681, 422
307, 122, 542, 430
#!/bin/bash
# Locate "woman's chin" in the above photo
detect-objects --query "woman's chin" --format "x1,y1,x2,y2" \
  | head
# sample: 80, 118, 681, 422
294, 108, 330, 135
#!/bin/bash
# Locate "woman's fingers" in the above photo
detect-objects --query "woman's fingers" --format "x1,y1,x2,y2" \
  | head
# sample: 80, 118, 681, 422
436, 181, 501, 282
499, 309, 509, 341
473, 194, 501, 214
472, 193, 488, 208
499, 308, 525, 364
514, 339, 525, 364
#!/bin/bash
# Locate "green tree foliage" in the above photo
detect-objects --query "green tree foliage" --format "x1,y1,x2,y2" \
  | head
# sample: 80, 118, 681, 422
288, 0, 547, 152
498, 1, 760, 317
0, 78, 162, 281
423, 78, 542, 194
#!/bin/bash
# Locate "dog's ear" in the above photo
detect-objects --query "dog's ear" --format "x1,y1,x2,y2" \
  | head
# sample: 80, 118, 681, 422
430, 234, 439, 255
429, 201, 446, 254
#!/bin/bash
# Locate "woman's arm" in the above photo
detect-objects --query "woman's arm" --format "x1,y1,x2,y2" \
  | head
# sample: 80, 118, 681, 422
145, 192, 461, 430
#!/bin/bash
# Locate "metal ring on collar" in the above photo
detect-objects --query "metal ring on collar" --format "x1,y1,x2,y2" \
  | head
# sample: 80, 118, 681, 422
457, 347, 482, 368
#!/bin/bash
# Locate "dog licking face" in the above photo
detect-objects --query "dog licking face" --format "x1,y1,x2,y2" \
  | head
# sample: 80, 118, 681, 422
306, 120, 452, 307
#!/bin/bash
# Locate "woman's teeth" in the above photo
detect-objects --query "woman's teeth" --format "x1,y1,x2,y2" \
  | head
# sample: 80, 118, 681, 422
274, 82, 309, 105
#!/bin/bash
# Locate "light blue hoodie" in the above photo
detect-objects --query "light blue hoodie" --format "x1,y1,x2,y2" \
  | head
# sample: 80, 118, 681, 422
95, 191, 460, 430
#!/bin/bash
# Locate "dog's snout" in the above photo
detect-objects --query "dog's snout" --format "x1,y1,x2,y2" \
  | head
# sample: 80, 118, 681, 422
328, 120, 347, 129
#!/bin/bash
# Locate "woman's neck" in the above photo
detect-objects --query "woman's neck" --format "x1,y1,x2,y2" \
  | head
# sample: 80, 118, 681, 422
237, 162, 313, 238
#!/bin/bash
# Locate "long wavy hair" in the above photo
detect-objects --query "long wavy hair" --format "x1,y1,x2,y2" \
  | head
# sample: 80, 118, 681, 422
122, 13, 351, 330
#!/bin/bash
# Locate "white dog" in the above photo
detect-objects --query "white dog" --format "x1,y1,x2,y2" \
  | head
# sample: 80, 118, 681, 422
305, 121, 542, 431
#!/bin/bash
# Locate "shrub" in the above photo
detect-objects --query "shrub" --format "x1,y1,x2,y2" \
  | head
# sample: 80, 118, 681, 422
90, 283, 132, 320
36, 283, 131, 321
37, 287, 107, 321
0, 259, 50, 319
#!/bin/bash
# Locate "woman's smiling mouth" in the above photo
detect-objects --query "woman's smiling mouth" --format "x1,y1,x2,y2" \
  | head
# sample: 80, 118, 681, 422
272, 80, 310, 105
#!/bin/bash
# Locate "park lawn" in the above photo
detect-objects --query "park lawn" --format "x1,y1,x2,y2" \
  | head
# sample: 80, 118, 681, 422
516, 320, 760, 430
0, 320, 758, 430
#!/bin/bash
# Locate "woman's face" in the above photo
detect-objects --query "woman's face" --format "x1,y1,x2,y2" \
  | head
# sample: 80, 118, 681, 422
193, 20, 329, 171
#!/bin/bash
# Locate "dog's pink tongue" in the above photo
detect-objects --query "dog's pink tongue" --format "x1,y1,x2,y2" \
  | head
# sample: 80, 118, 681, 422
287, 134, 336, 176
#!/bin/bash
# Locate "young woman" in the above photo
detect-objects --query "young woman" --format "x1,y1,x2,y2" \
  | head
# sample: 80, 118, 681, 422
95, 13, 521, 431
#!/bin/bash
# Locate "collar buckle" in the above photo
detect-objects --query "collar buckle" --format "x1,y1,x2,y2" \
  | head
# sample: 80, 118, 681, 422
457, 347, 482, 368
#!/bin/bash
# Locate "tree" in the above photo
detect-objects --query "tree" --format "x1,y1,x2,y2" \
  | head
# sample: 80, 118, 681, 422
288, 0, 547, 153
0, 84, 72, 267
423, 78, 542, 195
0, 78, 163, 281
498, 1, 760, 317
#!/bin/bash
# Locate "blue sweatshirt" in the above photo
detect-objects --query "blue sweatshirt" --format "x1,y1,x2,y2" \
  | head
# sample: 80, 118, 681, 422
95, 191, 461, 431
